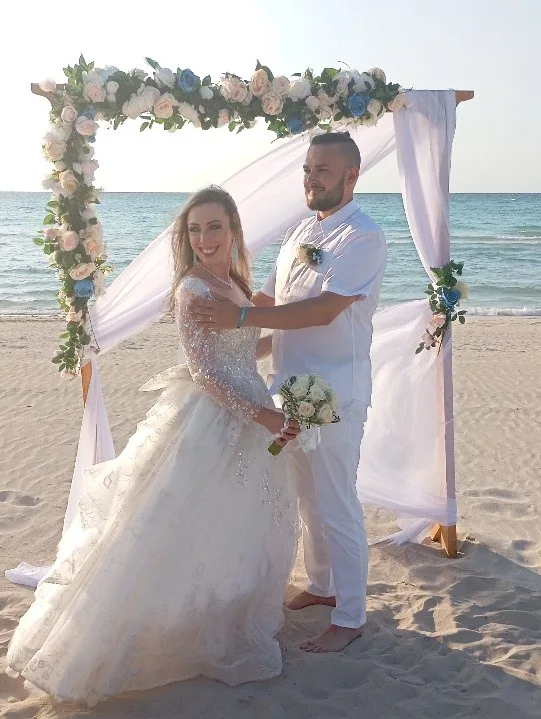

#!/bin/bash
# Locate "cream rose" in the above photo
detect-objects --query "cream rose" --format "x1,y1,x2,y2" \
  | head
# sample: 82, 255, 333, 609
367, 99, 383, 117
83, 235, 104, 259
154, 92, 178, 119
290, 382, 308, 399
272, 76, 290, 97
388, 93, 408, 112
298, 401, 316, 419
39, 78, 56, 93
93, 269, 106, 296
317, 404, 334, 424
69, 263, 96, 280
305, 96, 319, 111
368, 67, 386, 83
67, 308, 83, 323
354, 72, 375, 92
59, 231, 80, 251
80, 207, 96, 221
260, 90, 283, 116
83, 81, 106, 104
289, 77, 312, 101
294, 375, 311, 389
250, 68, 270, 97
428, 313, 447, 329
59, 170, 79, 195
217, 108, 230, 127
308, 384, 326, 402
60, 105, 78, 124
75, 116, 98, 136
43, 135, 67, 162
220, 77, 249, 103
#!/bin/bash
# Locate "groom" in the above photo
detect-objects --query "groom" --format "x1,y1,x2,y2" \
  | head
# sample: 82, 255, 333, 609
191, 131, 387, 652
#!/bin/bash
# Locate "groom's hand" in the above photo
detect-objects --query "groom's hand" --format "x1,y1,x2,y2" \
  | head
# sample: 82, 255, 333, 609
190, 296, 241, 329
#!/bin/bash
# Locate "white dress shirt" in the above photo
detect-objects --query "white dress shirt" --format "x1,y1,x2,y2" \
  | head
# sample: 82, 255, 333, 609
261, 200, 387, 407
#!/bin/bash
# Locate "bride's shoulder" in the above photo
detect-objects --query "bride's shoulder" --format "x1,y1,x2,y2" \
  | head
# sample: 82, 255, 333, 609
177, 273, 211, 298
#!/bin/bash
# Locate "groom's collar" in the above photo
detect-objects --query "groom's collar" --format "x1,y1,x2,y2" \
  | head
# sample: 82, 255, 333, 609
315, 200, 360, 234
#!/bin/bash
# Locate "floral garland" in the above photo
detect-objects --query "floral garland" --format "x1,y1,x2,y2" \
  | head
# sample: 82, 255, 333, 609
416, 261, 468, 354
35, 56, 405, 376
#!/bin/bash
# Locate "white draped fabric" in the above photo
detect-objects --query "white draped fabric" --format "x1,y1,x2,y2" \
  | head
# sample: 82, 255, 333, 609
6, 90, 458, 587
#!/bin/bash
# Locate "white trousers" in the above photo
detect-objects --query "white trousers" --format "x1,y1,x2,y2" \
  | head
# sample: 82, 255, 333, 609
287, 401, 368, 628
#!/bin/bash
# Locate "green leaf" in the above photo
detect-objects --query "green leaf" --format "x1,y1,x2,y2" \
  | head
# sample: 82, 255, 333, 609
33, 237, 45, 246
228, 121, 236, 132
202, 75, 211, 86
144, 57, 159, 70
43, 214, 56, 225
140, 121, 150, 132
459, 316, 466, 324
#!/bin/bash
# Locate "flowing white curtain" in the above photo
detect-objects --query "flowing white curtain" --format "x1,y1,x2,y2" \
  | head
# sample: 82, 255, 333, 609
6, 91, 458, 587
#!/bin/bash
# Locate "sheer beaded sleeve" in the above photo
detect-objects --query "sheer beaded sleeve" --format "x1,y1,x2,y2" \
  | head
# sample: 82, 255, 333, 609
175, 277, 262, 423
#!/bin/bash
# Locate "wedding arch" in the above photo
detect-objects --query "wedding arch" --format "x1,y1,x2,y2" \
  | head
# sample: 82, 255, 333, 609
6, 58, 474, 587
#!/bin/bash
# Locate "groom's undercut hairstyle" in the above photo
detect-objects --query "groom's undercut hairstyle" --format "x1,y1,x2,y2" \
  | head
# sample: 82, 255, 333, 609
309, 132, 361, 170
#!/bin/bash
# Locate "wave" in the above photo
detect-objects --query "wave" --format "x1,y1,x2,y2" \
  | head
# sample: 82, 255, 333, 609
467, 306, 541, 317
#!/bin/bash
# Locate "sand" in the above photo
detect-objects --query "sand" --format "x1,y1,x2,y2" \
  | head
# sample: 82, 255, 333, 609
0, 316, 539, 718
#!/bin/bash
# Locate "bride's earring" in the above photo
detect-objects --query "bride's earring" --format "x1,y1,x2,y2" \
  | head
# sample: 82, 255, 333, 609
231, 240, 239, 265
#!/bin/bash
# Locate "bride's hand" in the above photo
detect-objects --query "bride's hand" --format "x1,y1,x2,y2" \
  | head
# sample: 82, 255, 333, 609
257, 409, 300, 443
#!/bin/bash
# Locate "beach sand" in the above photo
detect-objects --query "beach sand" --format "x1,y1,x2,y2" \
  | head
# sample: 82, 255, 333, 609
0, 316, 539, 718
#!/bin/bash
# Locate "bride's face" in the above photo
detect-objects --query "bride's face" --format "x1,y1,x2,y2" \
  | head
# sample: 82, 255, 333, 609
187, 202, 234, 270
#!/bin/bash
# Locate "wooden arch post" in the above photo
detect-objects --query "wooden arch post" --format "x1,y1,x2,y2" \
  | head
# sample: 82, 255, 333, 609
31, 82, 474, 554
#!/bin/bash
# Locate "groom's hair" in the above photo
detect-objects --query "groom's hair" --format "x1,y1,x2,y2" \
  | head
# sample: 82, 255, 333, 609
309, 132, 361, 169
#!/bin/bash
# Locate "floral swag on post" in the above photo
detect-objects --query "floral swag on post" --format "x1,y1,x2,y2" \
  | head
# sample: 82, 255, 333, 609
35, 56, 406, 376
416, 261, 469, 354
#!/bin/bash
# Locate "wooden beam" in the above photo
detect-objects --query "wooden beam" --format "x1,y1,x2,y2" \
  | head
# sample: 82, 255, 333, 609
455, 90, 474, 105
81, 361, 92, 407
430, 524, 458, 558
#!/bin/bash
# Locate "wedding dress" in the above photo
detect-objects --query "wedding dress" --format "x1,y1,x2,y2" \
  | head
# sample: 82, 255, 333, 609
6, 276, 298, 707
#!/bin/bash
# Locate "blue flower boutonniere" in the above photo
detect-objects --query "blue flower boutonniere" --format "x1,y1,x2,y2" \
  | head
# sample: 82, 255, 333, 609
296, 243, 323, 266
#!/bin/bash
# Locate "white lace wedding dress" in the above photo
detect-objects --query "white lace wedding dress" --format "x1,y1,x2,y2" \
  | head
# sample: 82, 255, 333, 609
6, 276, 297, 707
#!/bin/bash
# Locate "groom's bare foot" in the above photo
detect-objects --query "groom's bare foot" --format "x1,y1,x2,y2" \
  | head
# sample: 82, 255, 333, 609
301, 625, 363, 653
286, 591, 336, 610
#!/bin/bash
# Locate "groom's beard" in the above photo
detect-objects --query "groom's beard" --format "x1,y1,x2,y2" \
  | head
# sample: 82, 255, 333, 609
305, 176, 345, 212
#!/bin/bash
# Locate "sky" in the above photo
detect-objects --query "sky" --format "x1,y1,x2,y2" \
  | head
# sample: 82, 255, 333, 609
1, 0, 539, 193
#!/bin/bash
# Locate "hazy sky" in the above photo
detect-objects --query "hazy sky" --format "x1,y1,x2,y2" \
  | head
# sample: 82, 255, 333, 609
2, 0, 539, 192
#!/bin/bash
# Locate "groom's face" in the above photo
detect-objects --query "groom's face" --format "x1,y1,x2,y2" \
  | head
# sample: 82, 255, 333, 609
303, 144, 348, 211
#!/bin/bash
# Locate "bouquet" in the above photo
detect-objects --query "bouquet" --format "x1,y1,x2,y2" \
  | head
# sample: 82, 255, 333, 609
268, 374, 340, 456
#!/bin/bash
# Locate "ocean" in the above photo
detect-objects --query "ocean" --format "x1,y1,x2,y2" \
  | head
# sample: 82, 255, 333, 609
1, 192, 540, 315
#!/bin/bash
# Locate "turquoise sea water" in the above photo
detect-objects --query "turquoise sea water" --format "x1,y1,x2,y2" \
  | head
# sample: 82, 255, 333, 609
0, 192, 539, 315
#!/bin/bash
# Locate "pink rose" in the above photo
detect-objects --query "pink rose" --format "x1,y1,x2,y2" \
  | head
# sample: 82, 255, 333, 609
272, 76, 290, 97
69, 263, 96, 280
45, 227, 57, 240
39, 79, 56, 93
59, 231, 80, 251
388, 93, 408, 112
217, 108, 230, 127
67, 308, 83, 323
75, 116, 98, 136
43, 135, 67, 162
60, 105, 78, 123
260, 90, 283, 116
428, 313, 447, 329
59, 170, 79, 195
250, 68, 270, 97
154, 92, 178, 119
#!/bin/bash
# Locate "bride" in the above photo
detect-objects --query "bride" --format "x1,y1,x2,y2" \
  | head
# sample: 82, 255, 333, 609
6, 186, 300, 706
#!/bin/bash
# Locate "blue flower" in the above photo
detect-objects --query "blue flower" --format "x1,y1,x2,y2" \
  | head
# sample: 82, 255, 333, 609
177, 68, 199, 93
346, 93, 368, 117
88, 135, 96, 143
442, 287, 461, 308
286, 117, 305, 135
84, 109, 97, 119
74, 279, 94, 298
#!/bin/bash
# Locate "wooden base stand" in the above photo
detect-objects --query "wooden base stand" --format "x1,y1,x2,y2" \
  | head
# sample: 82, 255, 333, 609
430, 524, 458, 558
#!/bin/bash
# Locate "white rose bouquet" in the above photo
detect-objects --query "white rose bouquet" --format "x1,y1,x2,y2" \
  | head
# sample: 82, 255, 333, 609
268, 374, 340, 456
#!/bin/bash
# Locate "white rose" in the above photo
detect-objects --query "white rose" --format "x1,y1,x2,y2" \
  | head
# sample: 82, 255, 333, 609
313, 377, 331, 393
367, 99, 383, 117
387, 93, 408, 112
93, 269, 106, 296
97, 66, 119, 82
318, 106, 335, 123
305, 95, 319, 111
80, 207, 96, 221
106, 80, 119, 95
260, 90, 283, 116
295, 375, 311, 389
154, 92, 177, 119
83, 81, 106, 104
60, 105, 78, 123
199, 86, 214, 100
39, 78, 56, 93
75, 116, 98, 136
241, 88, 253, 106
53, 122, 72, 141
72, 162, 82, 174
54, 160, 67, 172
59, 170, 79, 195
81, 159, 99, 178
69, 263, 96, 280
298, 401, 316, 419
362, 115, 378, 127
288, 77, 312, 101
42, 175, 56, 190
290, 382, 308, 399
354, 72, 375, 92
60, 369, 77, 380
217, 108, 230, 127
250, 68, 270, 97
308, 384, 326, 402
317, 404, 334, 424
367, 67, 386, 83
80, 146, 95, 160
59, 230, 80, 251
154, 67, 176, 88
131, 68, 147, 80
177, 101, 201, 127
272, 76, 290, 97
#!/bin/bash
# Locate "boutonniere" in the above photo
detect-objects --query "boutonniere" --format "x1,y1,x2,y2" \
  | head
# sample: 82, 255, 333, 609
296, 243, 323, 266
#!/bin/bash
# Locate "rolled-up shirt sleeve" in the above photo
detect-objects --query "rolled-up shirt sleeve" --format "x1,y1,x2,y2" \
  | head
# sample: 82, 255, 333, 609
322, 229, 387, 299
260, 263, 277, 298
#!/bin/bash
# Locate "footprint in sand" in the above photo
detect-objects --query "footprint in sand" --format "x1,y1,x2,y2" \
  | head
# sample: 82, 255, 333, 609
0, 491, 40, 507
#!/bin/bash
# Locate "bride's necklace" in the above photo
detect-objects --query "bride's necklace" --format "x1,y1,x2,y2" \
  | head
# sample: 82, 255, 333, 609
198, 263, 232, 289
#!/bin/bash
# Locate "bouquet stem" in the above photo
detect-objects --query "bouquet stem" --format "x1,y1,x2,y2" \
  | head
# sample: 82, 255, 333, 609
268, 440, 284, 456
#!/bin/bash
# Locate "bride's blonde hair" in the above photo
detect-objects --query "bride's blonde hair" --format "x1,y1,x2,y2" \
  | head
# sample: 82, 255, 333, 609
168, 186, 252, 313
